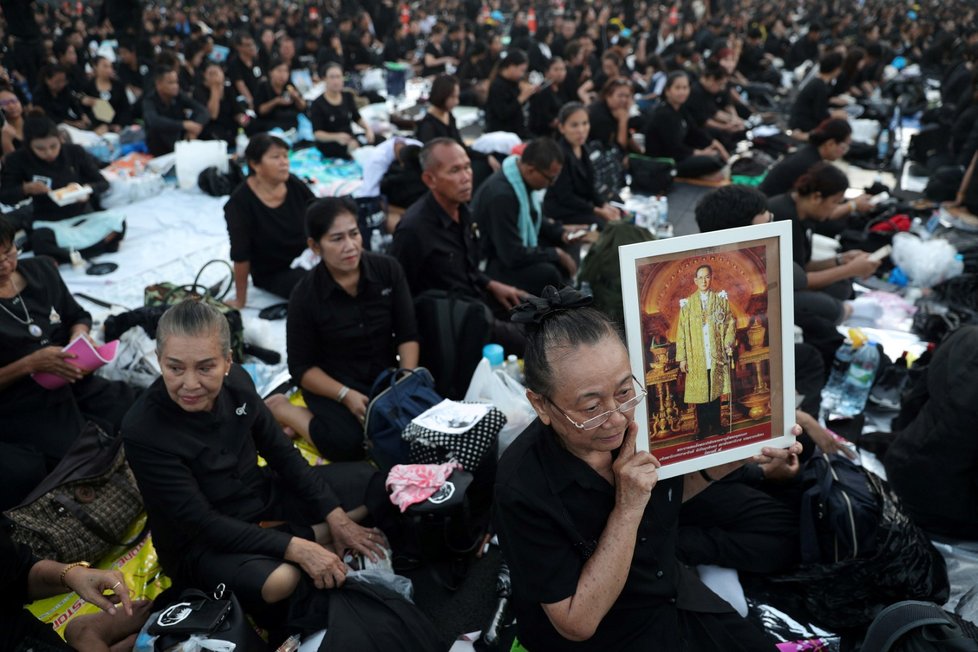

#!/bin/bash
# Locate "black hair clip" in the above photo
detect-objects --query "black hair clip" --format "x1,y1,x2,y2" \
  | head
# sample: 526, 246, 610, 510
510, 285, 592, 325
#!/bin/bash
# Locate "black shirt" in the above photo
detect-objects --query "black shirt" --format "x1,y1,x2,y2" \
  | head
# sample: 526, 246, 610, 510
494, 420, 733, 651
542, 138, 603, 221
193, 81, 241, 146
254, 80, 301, 132
83, 78, 134, 127
421, 42, 448, 77
0, 144, 109, 221
643, 102, 712, 162
31, 85, 86, 125
122, 365, 342, 578
389, 191, 491, 298
758, 145, 823, 197
142, 89, 210, 156
286, 252, 417, 393
471, 169, 563, 272
0, 528, 35, 611
309, 92, 362, 160
686, 80, 725, 127
789, 77, 831, 132
224, 175, 314, 285
227, 56, 264, 99
0, 258, 91, 433
768, 193, 812, 267
415, 112, 462, 145
587, 99, 620, 152
527, 85, 563, 138
485, 77, 526, 138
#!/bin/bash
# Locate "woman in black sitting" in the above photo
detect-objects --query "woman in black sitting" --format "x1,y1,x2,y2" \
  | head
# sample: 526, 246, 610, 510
0, 217, 133, 511
643, 71, 729, 180
310, 63, 374, 160
82, 56, 134, 131
224, 134, 314, 309
252, 57, 307, 134
415, 74, 463, 145
194, 61, 246, 149
265, 197, 419, 462
123, 300, 391, 625
485, 48, 535, 138
543, 102, 622, 226
0, 114, 112, 262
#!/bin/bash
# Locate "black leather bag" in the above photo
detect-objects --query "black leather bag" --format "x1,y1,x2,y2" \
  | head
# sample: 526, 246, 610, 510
149, 584, 266, 652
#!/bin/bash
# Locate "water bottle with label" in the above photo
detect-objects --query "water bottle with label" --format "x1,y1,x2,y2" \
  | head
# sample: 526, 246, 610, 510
822, 329, 862, 413
235, 128, 249, 158
369, 228, 384, 253
836, 338, 880, 417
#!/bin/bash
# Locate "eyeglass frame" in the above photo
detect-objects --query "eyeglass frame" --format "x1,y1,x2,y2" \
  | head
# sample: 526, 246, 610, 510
0, 245, 21, 264
533, 165, 559, 186
544, 375, 648, 430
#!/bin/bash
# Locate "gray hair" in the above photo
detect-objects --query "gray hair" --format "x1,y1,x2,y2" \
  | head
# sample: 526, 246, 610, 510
419, 137, 462, 173
156, 300, 231, 357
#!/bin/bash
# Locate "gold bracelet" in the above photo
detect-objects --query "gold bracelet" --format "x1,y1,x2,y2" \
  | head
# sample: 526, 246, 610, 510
60, 561, 91, 588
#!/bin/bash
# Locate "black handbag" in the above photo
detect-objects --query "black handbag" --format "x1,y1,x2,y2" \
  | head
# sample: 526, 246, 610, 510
149, 584, 266, 652
628, 154, 675, 195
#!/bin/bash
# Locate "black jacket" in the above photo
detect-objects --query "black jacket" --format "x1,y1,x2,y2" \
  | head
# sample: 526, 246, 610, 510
542, 138, 603, 221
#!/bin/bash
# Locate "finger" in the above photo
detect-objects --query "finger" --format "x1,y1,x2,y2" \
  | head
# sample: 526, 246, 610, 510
112, 577, 133, 616
80, 586, 118, 614
619, 421, 639, 459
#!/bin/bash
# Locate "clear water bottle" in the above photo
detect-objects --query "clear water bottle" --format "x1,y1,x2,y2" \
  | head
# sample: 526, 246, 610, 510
822, 329, 863, 413
370, 228, 384, 252
579, 281, 593, 297
836, 339, 881, 417
235, 128, 249, 158
877, 128, 889, 163
658, 196, 669, 225
503, 354, 524, 384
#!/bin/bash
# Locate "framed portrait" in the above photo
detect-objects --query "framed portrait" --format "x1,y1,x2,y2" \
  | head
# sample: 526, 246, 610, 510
618, 221, 796, 480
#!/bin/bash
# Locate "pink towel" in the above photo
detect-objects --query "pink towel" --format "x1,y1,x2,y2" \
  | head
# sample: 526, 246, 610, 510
386, 462, 462, 512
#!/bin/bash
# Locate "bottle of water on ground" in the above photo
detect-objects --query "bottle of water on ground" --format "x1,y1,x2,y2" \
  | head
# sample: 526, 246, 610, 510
822, 329, 864, 413
836, 338, 881, 417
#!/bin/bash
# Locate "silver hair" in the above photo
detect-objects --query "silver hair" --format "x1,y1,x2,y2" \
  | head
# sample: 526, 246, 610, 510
155, 300, 231, 357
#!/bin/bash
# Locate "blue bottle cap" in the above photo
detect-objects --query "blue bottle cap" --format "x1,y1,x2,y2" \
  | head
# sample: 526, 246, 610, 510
482, 343, 505, 366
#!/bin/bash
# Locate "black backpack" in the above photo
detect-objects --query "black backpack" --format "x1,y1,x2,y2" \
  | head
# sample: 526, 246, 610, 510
862, 601, 978, 651
799, 451, 882, 564
413, 290, 492, 399
197, 162, 245, 197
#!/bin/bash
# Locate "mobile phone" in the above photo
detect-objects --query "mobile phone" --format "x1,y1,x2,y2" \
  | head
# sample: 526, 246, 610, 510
537, 78, 554, 91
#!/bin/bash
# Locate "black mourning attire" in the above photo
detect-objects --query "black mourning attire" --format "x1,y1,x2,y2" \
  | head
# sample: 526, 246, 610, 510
309, 92, 361, 160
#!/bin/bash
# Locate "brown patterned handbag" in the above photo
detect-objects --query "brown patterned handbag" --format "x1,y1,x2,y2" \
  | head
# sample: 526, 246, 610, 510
3, 421, 144, 562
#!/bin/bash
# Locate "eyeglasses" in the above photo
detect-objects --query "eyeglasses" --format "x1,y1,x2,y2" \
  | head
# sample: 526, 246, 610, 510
545, 376, 648, 430
0, 246, 20, 264
535, 166, 558, 185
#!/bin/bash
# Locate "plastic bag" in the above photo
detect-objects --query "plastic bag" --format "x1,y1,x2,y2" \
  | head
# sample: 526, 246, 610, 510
892, 233, 963, 288
464, 358, 536, 457
347, 568, 414, 602
175, 140, 228, 190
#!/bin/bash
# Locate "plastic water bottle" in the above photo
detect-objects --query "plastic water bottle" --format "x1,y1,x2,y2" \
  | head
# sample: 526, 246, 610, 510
235, 128, 249, 158
579, 281, 593, 297
822, 329, 863, 412
836, 339, 881, 417
877, 128, 889, 163
370, 228, 384, 252
658, 196, 669, 225
503, 354, 523, 383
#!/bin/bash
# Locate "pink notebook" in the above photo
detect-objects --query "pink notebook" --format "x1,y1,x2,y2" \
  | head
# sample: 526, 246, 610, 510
32, 336, 119, 390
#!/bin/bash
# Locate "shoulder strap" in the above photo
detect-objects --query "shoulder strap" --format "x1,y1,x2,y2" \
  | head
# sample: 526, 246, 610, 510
862, 601, 969, 652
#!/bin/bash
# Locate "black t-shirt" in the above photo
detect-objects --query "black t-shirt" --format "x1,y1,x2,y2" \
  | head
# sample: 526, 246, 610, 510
0, 144, 109, 221
31, 85, 86, 125
494, 419, 733, 651
789, 77, 831, 132
309, 92, 362, 159
83, 78, 134, 126
528, 85, 563, 138
587, 99, 619, 152
686, 81, 724, 127
223, 175, 314, 283
122, 365, 342, 579
643, 102, 712, 162
227, 56, 264, 99
758, 145, 822, 197
414, 112, 462, 145
286, 252, 418, 392
254, 81, 300, 131
421, 42, 448, 76
768, 193, 812, 266
193, 81, 240, 145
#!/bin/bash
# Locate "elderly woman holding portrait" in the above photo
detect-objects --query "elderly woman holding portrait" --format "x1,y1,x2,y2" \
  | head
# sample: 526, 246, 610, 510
494, 286, 800, 651
122, 300, 392, 623
266, 197, 419, 463
224, 133, 314, 308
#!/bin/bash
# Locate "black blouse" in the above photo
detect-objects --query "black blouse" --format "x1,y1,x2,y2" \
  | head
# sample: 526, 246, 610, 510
309, 92, 362, 160
494, 419, 733, 651
485, 77, 526, 138
542, 138, 603, 221
286, 252, 418, 393
254, 80, 301, 132
768, 193, 812, 267
122, 365, 342, 579
415, 111, 462, 145
0, 144, 109, 221
587, 99, 620, 151
643, 102, 712, 162
527, 85, 563, 138
83, 78, 134, 127
223, 175, 314, 285
0, 257, 91, 437
789, 78, 831, 132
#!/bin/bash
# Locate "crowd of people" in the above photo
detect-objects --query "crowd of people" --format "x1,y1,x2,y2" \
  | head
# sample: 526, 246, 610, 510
2, 0, 978, 649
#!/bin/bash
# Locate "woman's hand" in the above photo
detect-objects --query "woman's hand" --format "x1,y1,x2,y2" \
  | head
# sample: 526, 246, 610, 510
795, 409, 856, 459
613, 422, 660, 514
284, 537, 347, 589
341, 387, 369, 422
844, 251, 881, 278
486, 279, 528, 310
26, 346, 84, 381
596, 204, 622, 221
753, 442, 803, 482
22, 181, 50, 196
326, 510, 387, 562
64, 566, 133, 616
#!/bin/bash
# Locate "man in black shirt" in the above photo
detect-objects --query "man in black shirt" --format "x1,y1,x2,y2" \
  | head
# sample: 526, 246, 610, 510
686, 63, 745, 148
228, 30, 263, 108
142, 66, 209, 156
390, 138, 527, 352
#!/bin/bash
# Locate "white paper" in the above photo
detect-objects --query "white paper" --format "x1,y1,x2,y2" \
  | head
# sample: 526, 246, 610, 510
412, 399, 491, 434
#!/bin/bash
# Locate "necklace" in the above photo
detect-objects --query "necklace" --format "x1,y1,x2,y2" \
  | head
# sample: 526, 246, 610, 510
0, 284, 42, 338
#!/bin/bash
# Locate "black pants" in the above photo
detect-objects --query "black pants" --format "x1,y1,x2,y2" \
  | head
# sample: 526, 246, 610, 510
305, 390, 368, 462
254, 268, 308, 302
693, 374, 723, 438
678, 479, 801, 574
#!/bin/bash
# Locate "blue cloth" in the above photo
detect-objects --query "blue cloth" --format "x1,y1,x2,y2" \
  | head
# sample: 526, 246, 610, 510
502, 155, 542, 248
33, 210, 126, 250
